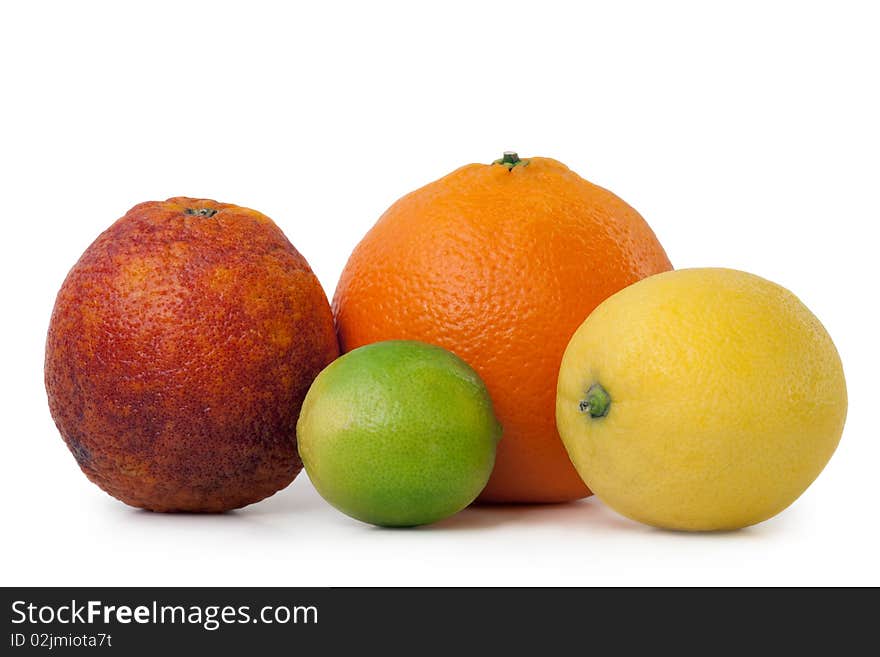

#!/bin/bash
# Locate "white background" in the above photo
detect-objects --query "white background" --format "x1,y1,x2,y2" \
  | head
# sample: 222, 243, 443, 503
1, 1, 878, 586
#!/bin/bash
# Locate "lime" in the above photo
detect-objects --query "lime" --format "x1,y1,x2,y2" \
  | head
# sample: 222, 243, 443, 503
297, 340, 502, 527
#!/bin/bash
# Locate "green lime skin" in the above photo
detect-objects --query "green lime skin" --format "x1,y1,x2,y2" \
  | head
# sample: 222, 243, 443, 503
297, 340, 502, 527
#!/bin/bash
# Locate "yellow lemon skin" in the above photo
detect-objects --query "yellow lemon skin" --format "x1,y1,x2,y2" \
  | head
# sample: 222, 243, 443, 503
556, 268, 847, 531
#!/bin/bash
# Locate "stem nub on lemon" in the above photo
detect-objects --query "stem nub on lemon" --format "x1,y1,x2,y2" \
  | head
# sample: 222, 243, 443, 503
297, 340, 502, 527
556, 268, 847, 531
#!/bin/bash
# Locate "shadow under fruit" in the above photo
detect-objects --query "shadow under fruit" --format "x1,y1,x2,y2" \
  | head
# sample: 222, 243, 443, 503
45, 198, 339, 512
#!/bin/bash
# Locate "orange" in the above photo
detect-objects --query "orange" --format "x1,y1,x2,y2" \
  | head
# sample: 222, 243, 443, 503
333, 153, 672, 502
46, 198, 339, 511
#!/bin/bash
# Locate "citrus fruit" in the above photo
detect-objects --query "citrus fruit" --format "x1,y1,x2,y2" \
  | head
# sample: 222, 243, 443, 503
297, 340, 502, 527
556, 268, 847, 531
45, 198, 339, 512
333, 152, 672, 503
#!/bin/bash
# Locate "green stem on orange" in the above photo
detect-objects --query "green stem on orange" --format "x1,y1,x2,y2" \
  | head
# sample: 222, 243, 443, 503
493, 151, 529, 170
184, 207, 218, 218
579, 383, 611, 419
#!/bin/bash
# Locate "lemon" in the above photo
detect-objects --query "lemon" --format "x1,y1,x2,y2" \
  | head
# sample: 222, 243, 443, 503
556, 268, 847, 531
297, 340, 502, 527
